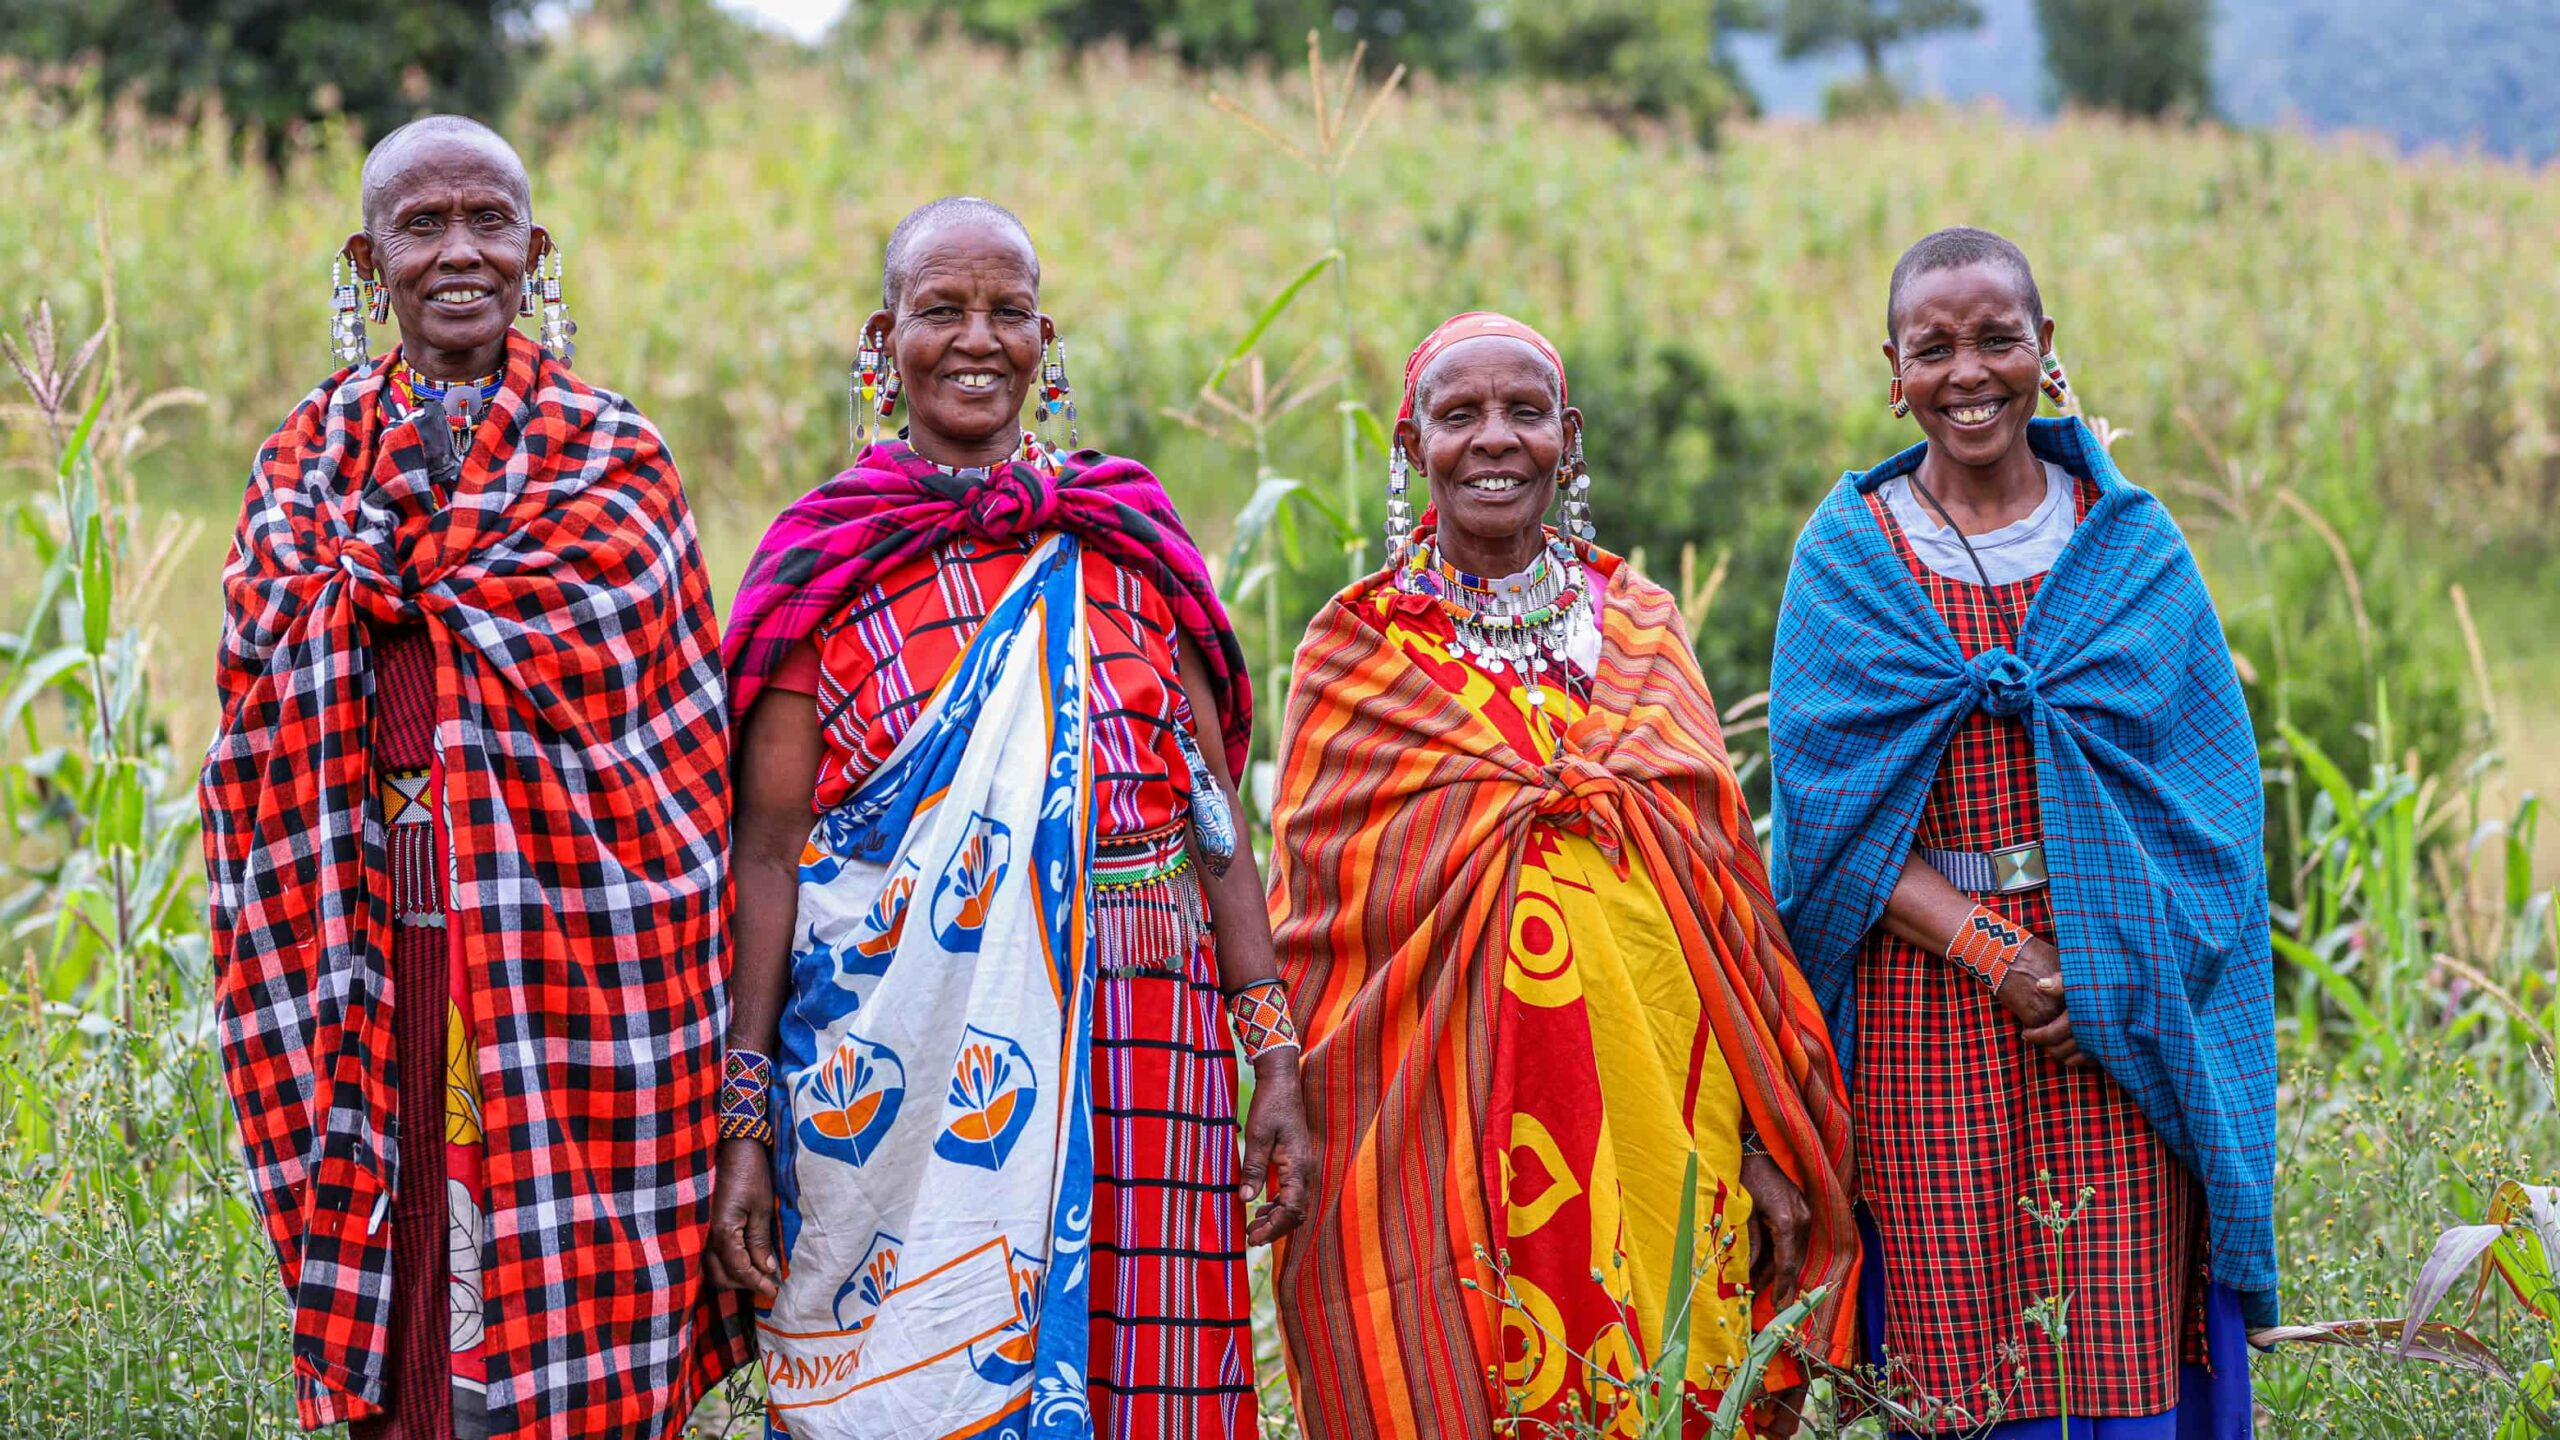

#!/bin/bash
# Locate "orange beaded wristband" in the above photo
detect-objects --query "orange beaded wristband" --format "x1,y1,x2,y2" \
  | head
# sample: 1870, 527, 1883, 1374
1946, 903, 2030, 991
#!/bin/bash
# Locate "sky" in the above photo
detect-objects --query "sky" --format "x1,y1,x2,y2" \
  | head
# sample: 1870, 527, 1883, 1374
719, 0, 850, 42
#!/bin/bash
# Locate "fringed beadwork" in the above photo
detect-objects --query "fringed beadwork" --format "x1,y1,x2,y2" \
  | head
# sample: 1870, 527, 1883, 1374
1223, 978, 1300, 1063
718, 1048, 777, 1147
1092, 832, 1210, 979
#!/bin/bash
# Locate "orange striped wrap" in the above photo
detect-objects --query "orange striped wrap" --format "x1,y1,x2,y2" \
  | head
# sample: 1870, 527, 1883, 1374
1268, 558, 1857, 1436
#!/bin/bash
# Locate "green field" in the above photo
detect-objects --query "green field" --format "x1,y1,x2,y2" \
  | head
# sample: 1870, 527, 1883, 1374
2, 31, 2555, 1439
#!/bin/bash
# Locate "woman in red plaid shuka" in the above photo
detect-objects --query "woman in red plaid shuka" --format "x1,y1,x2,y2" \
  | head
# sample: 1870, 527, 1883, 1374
202, 118, 749, 1440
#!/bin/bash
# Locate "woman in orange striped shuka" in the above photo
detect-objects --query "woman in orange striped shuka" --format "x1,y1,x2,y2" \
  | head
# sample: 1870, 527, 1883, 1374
1265, 313, 1858, 1438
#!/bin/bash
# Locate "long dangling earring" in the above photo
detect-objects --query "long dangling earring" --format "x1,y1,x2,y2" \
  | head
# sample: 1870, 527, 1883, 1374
536, 249, 576, 364
2039, 348, 2073, 409
1561, 433, 1594, 546
1036, 336, 1077, 451
875, 344, 902, 437
850, 333, 887, 449
1383, 444, 1413, 563
329, 253, 371, 370
1889, 369, 1911, 419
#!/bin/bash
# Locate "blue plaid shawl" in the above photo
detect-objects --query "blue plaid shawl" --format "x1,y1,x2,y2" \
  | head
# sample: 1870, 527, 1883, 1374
1767, 417, 2278, 1325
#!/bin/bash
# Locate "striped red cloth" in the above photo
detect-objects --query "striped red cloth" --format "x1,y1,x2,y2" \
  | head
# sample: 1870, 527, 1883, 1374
1268, 559, 1857, 1438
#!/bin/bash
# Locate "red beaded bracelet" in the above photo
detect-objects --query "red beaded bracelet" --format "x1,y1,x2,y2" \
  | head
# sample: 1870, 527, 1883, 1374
1224, 978, 1301, 1063
1946, 903, 2030, 991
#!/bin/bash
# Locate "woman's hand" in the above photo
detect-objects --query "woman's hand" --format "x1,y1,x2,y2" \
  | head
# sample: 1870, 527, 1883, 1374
1995, 939, 2088, 1068
1239, 1050, 1315, 1247
1738, 1150, 1809, 1309
705, 1136, 782, 1301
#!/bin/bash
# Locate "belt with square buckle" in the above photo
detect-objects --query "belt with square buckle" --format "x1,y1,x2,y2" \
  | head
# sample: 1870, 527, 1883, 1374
1922, 841, 2048, 894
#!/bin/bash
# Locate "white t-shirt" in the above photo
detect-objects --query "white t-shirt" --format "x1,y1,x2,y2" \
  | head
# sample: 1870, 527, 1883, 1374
1878, 460, 2077, 587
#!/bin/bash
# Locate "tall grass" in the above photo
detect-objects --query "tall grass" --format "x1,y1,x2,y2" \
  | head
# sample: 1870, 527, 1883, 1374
0, 24, 2554, 1439
2, 35, 2556, 771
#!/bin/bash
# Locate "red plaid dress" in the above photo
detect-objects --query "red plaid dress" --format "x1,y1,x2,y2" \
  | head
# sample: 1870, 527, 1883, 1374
204, 334, 750, 1438
1853, 479, 2207, 1428
779, 534, 1259, 1439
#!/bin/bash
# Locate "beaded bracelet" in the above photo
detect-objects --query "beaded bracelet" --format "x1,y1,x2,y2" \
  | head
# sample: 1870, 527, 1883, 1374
1224, 978, 1301, 1063
1946, 903, 2030, 992
718, 1048, 777, 1147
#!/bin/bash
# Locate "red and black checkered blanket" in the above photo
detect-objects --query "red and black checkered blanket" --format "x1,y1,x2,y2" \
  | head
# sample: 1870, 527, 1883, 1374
202, 330, 748, 1437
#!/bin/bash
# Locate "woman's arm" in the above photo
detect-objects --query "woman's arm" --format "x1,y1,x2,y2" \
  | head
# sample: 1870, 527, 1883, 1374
1174, 635, 1313, 1246
1879, 851, 2084, 1067
704, 682, 826, 1298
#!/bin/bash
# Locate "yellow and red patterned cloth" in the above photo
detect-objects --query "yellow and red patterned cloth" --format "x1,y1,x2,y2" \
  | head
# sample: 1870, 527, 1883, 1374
1267, 551, 1857, 1437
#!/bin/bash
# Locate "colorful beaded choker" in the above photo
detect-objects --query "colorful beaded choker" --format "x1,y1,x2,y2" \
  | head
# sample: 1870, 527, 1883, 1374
1399, 528, 1590, 707
910, 430, 1063, 479
388, 361, 502, 450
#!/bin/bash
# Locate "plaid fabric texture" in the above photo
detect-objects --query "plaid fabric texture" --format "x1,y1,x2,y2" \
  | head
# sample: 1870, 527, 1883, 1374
204, 330, 750, 1436
723, 438, 1250, 777
1090, 935, 1260, 1439
1852, 482, 2206, 1424
1767, 417, 2279, 1324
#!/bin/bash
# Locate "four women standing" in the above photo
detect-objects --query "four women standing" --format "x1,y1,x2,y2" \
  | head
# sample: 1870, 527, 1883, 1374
210, 121, 2272, 1439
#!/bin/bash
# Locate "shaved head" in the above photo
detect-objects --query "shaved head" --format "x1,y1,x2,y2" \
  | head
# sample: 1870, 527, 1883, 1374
1887, 226, 2042, 340
881, 196, 1038, 312
361, 115, 531, 231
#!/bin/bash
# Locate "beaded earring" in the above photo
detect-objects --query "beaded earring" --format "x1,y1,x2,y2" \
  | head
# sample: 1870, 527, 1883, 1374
1889, 370, 1911, 420
851, 333, 895, 449
1383, 443, 1414, 562
2039, 348, 2073, 408
535, 249, 576, 364
1018, 427, 1062, 477
519, 269, 537, 318
366, 270, 389, 326
329, 253, 371, 370
1033, 335, 1077, 451
1560, 432, 1594, 546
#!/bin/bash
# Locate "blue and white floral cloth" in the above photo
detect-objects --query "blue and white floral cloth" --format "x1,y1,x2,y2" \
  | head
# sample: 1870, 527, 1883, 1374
762, 535, 1098, 1439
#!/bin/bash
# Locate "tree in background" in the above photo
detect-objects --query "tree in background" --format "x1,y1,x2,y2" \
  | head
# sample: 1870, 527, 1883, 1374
880, 0, 1747, 144
1505, 0, 1747, 143
0, 0, 534, 145
2036, 0, 2212, 118
1750, 0, 1984, 114
877, 0, 1487, 72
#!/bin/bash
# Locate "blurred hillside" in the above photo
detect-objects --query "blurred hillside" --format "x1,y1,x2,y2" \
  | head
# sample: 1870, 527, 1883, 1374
1733, 0, 2560, 160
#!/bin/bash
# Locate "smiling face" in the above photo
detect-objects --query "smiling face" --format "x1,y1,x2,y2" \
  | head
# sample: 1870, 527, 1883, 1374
346, 131, 545, 382
1885, 261, 2054, 474
1397, 337, 1580, 573
867, 220, 1049, 469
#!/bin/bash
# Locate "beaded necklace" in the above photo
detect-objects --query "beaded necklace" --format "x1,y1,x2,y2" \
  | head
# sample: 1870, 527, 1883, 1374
908, 429, 1063, 478
387, 361, 502, 453
1400, 528, 1590, 709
